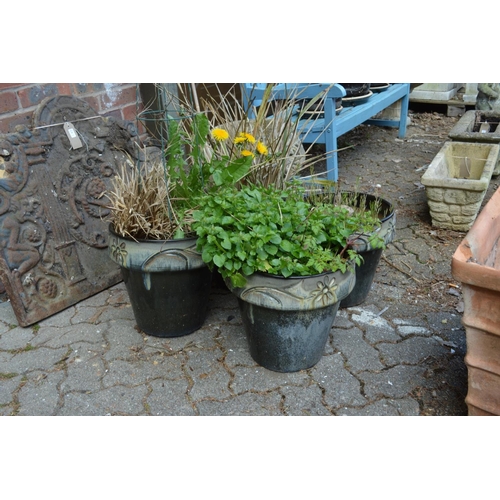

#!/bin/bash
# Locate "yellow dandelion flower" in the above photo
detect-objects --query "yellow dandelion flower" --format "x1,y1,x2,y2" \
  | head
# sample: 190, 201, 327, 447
234, 132, 256, 144
256, 141, 268, 155
211, 128, 229, 141
241, 149, 254, 158
243, 132, 256, 144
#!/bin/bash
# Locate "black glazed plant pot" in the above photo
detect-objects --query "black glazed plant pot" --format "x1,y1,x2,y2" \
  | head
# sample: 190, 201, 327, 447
340, 247, 384, 308
338, 84, 372, 107
296, 97, 343, 118
108, 225, 213, 337
339, 83, 371, 97
237, 300, 338, 372
227, 269, 356, 372
339, 192, 396, 308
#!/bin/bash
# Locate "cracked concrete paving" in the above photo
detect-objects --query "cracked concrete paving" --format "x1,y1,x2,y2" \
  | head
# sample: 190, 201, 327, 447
0, 283, 467, 415
2, 109, 497, 416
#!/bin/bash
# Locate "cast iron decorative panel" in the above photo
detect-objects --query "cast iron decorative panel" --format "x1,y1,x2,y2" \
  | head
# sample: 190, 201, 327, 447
0, 95, 138, 326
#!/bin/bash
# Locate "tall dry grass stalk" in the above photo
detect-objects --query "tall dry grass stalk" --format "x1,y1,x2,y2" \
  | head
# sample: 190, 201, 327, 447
163, 83, 331, 189
105, 155, 193, 241
107, 83, 337, 240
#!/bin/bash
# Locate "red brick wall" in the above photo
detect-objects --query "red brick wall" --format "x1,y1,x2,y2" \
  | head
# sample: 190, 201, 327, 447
0, 83, 144, 134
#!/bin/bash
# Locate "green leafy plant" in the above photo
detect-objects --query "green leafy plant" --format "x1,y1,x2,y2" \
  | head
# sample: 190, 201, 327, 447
106, 83, 384, 247
192, 181, 384, 288
306, 185, 388, 251
105, 112, 260, 241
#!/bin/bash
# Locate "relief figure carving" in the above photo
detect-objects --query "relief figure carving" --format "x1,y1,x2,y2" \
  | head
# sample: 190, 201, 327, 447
0, 95, 138, 326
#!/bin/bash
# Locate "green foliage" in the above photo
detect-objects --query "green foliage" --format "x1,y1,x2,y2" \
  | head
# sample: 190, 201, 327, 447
164, 113, 210, 215
193, 182, 384, 287
109, 84, 389, 246
307, 186, 388, 250
107, 112, 254, 241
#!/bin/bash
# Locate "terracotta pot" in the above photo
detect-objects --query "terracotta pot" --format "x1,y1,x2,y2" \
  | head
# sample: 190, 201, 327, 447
451, 186, 500, 415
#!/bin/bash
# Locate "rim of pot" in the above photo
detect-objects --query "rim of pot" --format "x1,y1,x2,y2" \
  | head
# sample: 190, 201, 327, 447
109, 223, 197, 244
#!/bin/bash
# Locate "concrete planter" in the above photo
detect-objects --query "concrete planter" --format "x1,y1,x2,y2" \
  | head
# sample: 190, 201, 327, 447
410, 83, 460, 100
451, 186, 500, 415
463, 83, 478, 104
448, 110, 500, 175
421, 141, 499, 231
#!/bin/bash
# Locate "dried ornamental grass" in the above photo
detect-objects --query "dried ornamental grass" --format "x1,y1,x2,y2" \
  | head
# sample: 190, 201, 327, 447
161, 84, 332, 189
198, 84, 310, 189
105, 157, 192, 241
107, 84, 340, 242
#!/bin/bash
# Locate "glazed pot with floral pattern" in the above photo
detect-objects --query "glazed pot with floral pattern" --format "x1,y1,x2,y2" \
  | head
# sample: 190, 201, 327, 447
226, 267, 355, 372
339, 192, 396, 308
108, 225, 212, 338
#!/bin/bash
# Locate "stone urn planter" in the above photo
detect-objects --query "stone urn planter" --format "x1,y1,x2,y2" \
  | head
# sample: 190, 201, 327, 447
108, 225, 213, 338
421, 141, 500, 231
226, 269, 355, 373
451, 186, 500, 415
448, 110, 500, 175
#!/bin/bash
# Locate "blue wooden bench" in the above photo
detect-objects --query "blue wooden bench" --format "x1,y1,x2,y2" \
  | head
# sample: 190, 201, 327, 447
241, 83, 410, 182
